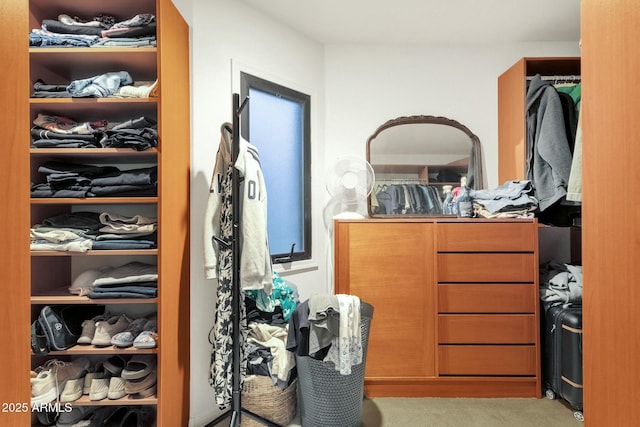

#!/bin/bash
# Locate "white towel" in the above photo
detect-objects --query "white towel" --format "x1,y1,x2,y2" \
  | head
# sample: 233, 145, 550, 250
324, 294, 362, 375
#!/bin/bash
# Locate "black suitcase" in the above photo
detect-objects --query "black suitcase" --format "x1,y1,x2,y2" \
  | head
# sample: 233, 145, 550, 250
541, 304, 584, 422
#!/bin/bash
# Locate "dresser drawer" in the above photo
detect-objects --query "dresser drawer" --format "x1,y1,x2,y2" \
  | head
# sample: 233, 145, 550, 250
439, 345, 537, 376
438, 314, 536, 344
438, 253, 535, 282
437, 222, 536, 252
438, 283, 536, 313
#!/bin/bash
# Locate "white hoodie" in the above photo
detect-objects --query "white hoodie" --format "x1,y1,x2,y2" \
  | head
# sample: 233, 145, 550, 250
203, 124, 273, 293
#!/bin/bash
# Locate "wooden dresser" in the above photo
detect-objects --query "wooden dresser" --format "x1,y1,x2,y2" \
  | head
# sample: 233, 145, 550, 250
334, 218, 540, 397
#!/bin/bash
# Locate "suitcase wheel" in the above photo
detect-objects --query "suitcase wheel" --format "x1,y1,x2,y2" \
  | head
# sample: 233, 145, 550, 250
545, 388, 557, 400
573, 411, 584, 422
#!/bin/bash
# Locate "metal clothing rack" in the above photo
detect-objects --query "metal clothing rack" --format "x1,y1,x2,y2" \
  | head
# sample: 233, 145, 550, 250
525, 74, 581, 82
208, 94, 281, 427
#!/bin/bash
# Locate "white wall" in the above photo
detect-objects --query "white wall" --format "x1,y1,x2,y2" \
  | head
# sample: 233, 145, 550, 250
324, 42, 581, 190
184, 1, 580, 425
189, 1, 325, 425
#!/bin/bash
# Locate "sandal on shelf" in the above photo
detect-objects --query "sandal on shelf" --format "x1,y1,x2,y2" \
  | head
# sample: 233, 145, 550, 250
133, 319, 158, 349
111, 317, 148, 348
124, 369, 157, 395
121, 355, 156, 380
103, 354, 129, 377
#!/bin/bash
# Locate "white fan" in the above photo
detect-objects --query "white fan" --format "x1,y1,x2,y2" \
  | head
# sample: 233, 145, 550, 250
323, 156, 375, 293
323, 156, 375, 230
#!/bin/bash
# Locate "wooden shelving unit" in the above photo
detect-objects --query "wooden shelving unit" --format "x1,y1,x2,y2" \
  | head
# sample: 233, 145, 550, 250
0, 0, 190, 425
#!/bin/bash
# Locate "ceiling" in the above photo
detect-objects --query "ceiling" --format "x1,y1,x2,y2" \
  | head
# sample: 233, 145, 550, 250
239, 0, 581, 45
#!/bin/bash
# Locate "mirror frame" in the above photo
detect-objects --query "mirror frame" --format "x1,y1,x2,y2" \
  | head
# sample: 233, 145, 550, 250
366, 114, 484, 217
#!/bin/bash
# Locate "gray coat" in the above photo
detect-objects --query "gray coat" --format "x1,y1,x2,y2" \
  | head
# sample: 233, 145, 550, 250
525, 75, 573, 211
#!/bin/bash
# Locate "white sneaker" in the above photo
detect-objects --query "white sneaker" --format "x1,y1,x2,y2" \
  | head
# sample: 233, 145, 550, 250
92, 315, 132, 347
89, 378, 109, 401
107, 377, 126, 400
32, 358, 90, 404
60, 377, 84, 402
83, 362, 108, 395
30, 369, 56, 404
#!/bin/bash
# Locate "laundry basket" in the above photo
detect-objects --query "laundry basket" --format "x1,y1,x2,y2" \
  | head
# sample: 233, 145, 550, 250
296, 301, 374, 427
240, 375, 298, 427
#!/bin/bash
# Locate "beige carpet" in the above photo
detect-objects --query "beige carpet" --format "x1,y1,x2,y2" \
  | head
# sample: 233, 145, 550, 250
215, 396, 582, 427
359, 397, 582, 427
274, 397, 582, 427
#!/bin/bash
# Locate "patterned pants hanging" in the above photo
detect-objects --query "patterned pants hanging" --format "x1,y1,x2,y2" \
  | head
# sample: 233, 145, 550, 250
209, 165, 248, 408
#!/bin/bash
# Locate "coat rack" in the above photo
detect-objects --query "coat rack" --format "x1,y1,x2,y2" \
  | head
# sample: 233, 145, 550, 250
208, 94, 281, 427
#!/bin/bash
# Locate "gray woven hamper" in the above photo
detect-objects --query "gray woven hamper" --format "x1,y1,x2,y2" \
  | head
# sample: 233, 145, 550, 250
296, 301, 374, 427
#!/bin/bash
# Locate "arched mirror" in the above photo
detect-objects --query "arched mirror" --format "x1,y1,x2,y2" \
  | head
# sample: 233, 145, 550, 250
367, 115, 484, 217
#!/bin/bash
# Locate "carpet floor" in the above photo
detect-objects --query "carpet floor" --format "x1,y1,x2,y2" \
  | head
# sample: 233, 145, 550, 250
216, 396, 583, 426
359, 397, 583, 427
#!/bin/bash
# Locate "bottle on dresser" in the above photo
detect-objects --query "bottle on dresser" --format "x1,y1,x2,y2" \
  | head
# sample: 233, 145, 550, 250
456, 176, 473, 218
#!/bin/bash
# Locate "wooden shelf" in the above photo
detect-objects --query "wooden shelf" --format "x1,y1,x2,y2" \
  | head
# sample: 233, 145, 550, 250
31, 290, 157, 305
70, 395, 157, 406
35, 345, 158, 356
31, 197, 158, 205
28, 98, 158, 121
29, 47, 157, 55
30, 148, 158, 157
30, 249, 157, 257
29, 98, 157, 105
29, 0, 156, 25
1, 0, 191, 424
70, 395, 158, 406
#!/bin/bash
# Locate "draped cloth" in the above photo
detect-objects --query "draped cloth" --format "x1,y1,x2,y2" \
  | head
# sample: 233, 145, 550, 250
209, 165, 248, 408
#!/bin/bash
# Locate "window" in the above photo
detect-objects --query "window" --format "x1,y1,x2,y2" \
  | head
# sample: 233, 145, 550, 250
240, 72, 311, 263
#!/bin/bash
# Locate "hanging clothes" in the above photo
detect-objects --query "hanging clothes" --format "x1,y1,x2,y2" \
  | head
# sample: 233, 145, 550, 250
566, 110, 583, 202
203, 123, 272, 293
525, 75, 573, 212
204, 123, 273, 407
208, 163, 248, 408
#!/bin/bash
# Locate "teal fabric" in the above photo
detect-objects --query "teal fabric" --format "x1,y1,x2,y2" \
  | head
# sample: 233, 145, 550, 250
246, 272, 298, 321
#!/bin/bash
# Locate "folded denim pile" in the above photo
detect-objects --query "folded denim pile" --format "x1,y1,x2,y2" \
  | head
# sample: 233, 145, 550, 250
31, 160, 158, 198
69, 262, 158, 299
30, 213, 157, 253
470, 180, 539, 218
30, 12, 157, 48
30, 113, 158, 151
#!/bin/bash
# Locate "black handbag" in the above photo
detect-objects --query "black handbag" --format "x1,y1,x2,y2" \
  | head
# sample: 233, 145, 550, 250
31, 305, 104, 355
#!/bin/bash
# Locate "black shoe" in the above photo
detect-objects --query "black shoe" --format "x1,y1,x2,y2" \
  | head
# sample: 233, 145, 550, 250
120, 406, 156, 427
101, 406, 130, 427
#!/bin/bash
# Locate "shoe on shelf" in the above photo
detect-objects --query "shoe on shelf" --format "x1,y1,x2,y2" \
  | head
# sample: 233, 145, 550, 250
129, 384, 157, 400
111, 317, 148, 348
77, 312, 111, 345
91, 314, 132, 347
83, 362, 109, 395
59, 377, 84, 402
120, 406, 156, 427
31, 369, 57, 405
133, 318, 158, 349
80, 407, 120, 427
36, 409, 58, 426
89, 377, 109, 401
32, 358, 90, 404
101, 406, 130, 427
107, 376, 126, 400
124, 369, 157, 395
55, 406, 96, 427
121, 355, 156, 380
103, 354, 130, 376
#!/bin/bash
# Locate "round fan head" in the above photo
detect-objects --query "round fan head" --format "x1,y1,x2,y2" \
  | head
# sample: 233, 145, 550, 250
323, 156, 375, 230
325, 156, 375, 198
